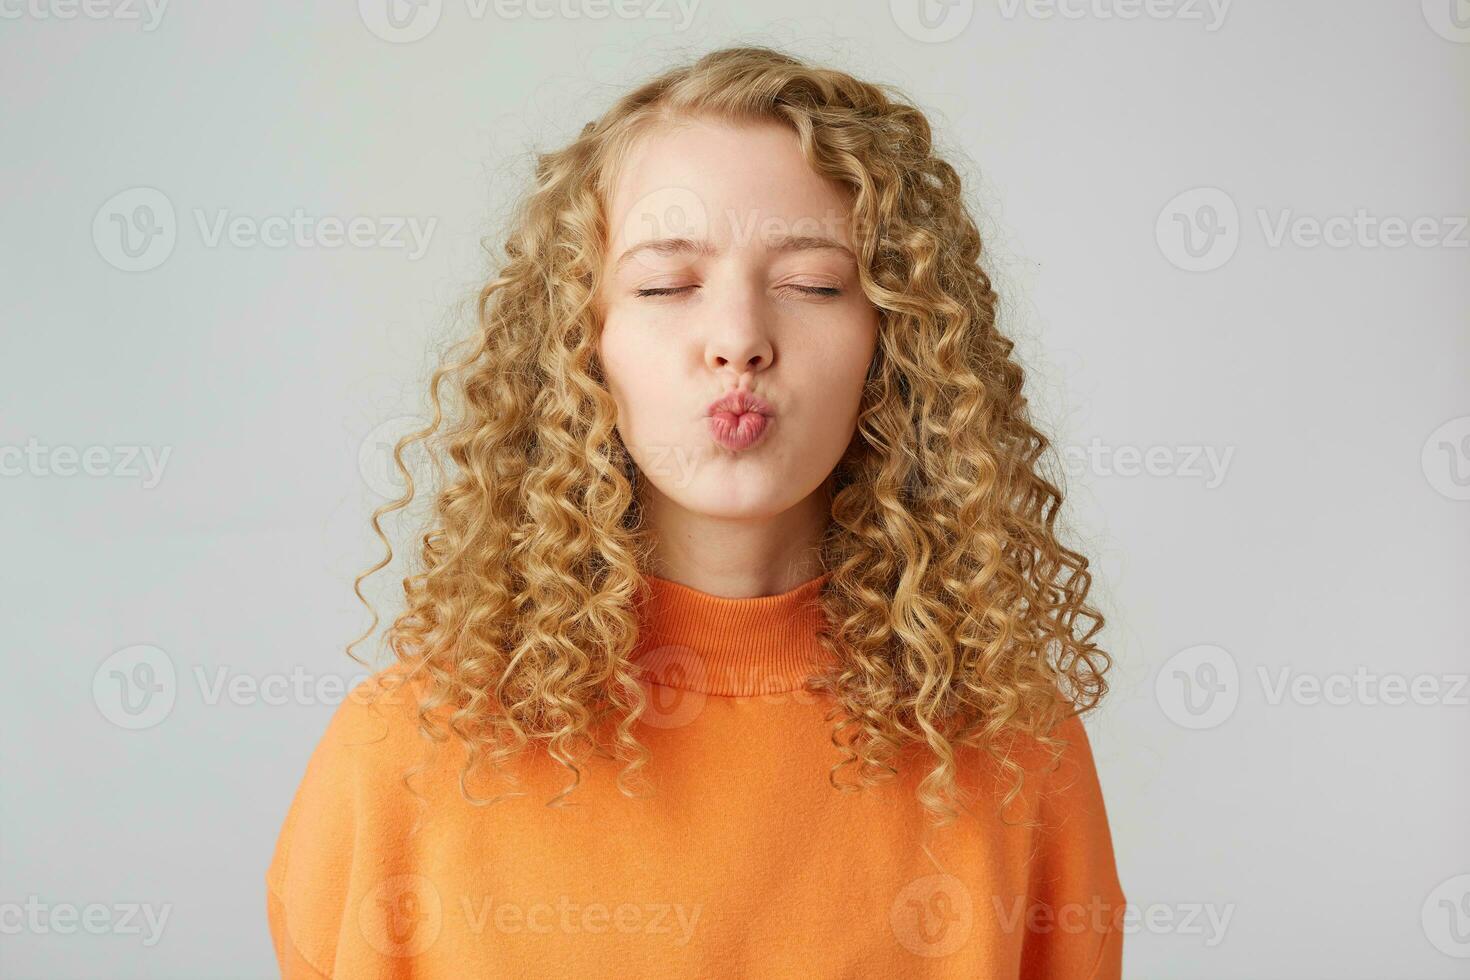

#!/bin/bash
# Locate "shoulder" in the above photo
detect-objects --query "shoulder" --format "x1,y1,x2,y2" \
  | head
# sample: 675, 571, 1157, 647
289, 667, 432, 798
1011, 711, 1128, 979
318, 665, 429, 758
272, 664, 434, 826
265, 666, 433, 974
1035, 713, 1107, 817
965, 709, 1107, 814
957, 709, 1122, 892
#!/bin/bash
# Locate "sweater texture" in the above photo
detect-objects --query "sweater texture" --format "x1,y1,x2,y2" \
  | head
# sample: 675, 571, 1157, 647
266, 571, 1126, 977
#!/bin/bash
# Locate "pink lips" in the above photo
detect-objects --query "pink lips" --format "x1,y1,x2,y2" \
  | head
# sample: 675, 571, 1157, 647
706, 391, 774, 451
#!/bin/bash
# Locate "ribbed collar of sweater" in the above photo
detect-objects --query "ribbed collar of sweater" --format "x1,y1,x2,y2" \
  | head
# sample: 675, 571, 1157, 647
631, 571, 838, 697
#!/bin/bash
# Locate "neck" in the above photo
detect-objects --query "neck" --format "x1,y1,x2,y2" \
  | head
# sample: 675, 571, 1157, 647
631, 569, 837, 697
637, 485, 832, 599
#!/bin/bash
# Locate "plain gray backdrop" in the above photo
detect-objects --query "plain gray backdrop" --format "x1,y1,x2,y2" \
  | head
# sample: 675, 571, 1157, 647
2, 1, 1467, 977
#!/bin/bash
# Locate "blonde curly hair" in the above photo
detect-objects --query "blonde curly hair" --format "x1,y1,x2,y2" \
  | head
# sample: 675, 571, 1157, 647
350, 44, 1111, 835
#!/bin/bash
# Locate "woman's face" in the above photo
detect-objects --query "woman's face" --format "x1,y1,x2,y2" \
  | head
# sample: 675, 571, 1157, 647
596, 117, 880, 521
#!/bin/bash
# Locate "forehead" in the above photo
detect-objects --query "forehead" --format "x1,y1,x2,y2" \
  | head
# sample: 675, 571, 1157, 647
604, 116, 856, 255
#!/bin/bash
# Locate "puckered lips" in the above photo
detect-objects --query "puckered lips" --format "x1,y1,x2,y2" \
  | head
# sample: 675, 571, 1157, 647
705, 390, 774, 452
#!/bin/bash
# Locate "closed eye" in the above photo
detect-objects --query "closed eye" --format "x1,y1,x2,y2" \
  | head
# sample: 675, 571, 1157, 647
634, 285, 696, 297
633, 285, 843, 299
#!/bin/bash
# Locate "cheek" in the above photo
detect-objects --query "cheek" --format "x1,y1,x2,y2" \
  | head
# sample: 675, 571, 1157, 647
793, 327, 875, 454
598, 316, 673, 431
824, 313, 878, 402
597, 316, 640, 399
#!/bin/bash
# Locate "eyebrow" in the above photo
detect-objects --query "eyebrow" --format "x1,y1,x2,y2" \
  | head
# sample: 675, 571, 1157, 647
613, 233, 855, 272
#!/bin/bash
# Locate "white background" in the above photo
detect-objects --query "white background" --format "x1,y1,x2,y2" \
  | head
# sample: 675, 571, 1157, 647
2, 1, 1466, 976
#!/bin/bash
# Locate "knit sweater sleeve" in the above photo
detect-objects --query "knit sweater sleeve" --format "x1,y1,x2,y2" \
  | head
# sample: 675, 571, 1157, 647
265, 670, 416, 979
1017, 712, 1127, 980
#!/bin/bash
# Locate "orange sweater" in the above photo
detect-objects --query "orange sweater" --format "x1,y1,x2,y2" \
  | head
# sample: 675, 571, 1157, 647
266, 572, 1126, 978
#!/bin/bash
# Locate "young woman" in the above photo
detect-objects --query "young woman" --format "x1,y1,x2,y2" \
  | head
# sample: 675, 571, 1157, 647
267, 45, 1125, 978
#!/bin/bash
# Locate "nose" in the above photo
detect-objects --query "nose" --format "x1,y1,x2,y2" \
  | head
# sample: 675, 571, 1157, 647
703, 288, 775, 378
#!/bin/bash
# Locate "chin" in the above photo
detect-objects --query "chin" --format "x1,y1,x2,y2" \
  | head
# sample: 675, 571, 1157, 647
661, 482, 797, 522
